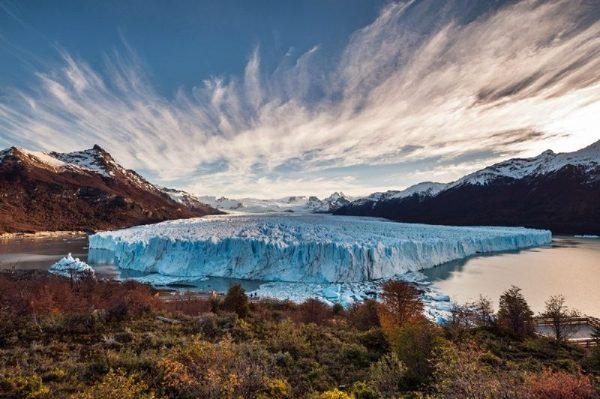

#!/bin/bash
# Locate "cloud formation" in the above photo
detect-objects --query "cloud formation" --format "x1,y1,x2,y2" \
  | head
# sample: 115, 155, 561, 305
0, 0, 599, 197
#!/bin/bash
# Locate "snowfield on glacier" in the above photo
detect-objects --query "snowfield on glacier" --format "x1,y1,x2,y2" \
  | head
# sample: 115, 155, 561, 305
89, 214, 552, 283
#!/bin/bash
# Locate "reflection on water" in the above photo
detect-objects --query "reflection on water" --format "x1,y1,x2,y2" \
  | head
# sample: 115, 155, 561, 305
422, 237, 600, 317
0, 235, 89, 270
87, 248, 264, 291
2, 234, 599, 315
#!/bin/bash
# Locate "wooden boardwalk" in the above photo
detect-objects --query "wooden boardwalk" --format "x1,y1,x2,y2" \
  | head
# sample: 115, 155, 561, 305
534, 316, 600, 348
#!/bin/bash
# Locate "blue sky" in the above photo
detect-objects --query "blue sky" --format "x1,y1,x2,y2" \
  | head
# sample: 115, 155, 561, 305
1, 0, 599, 198
0, 0, 387, 96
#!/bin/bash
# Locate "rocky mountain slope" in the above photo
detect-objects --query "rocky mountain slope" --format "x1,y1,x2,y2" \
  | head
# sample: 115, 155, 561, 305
0, 145, 220, 233
336, 140, 600, 234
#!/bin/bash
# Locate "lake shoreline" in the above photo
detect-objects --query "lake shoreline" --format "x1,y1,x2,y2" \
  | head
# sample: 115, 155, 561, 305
0, 230, 87, 240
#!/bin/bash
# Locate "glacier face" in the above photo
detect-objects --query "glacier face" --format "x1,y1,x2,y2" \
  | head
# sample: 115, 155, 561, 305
89, 214, 552, 283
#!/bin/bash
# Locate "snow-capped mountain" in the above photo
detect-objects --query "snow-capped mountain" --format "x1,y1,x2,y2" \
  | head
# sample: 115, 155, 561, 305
449, 140, 600, 188
0, 145, 219, 233
352, 182, 448, 208
337, 140, 600, 234
197, 192, 352, 214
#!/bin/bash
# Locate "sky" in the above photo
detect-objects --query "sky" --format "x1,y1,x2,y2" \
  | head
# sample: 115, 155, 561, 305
0, 0, 599, 198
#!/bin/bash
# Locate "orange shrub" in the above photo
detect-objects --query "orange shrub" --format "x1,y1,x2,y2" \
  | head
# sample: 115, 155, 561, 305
0, 272, 161, 318
526, 369, 596, 399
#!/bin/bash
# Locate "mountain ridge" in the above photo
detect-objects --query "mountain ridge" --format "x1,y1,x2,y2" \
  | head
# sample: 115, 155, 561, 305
0, 145, 221, 233
336, 140, 600, 234
197, 192, 353, 214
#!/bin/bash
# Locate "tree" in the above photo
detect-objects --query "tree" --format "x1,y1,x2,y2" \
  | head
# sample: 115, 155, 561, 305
473, 295, 495, 328
298, 298, 331, 324
540, 295, 580, 343
347, 299, 381, 331
222, 284, 249, 318
497, 286, 534, 338
446, 302, 474, 341
377, 280, 423, 335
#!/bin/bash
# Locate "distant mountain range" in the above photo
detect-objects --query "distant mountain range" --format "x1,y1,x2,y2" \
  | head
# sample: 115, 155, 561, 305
0, 145, 220, 233
2, 140, 598, 234
336, 140, 600, 234
197, 192, 353, 214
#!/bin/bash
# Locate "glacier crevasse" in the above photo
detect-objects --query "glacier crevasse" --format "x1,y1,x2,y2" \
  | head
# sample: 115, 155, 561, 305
89, 214, 552, 283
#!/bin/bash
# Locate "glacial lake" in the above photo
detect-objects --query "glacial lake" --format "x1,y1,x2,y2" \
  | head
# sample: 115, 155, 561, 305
422, 236, 600, 317
1, 233, 599, 317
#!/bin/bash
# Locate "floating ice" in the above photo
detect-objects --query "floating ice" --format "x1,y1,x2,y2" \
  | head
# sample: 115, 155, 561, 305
89, 214, 551, 283
49, 253, 95, 279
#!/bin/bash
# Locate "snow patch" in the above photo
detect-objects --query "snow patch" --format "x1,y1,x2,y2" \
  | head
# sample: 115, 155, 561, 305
52, 148, 114, 177
20, 149, 67, 169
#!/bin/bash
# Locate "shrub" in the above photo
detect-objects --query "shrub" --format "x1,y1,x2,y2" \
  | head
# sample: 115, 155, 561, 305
155, 336, 277, 399
432, 343, 502, 399
70, 369, 155, 399
0, 374, 49, 399
257, 378, 292, 399
222, 284, 249, 318
388, 318, 445, 388
297, 298, 332, 325
525, 369, 596, 399
332, 303, 345, 316
368, 352, 406, 397
314, 388, 352, 399
0, 272, 160, 318
351, 382, 381, 399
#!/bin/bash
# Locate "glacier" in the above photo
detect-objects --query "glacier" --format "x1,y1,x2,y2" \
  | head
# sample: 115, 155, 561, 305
89, 214, 552, 283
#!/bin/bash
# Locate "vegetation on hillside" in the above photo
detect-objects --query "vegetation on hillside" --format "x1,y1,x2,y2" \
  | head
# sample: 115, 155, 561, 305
0, 271, 598, 398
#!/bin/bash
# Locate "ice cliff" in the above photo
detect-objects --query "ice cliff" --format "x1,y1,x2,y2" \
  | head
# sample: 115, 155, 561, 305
89, 214, 551, 283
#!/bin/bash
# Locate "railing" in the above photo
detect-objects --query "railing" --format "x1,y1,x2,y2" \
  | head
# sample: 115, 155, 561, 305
535, 316, 600, 327
534, 316, 599, 347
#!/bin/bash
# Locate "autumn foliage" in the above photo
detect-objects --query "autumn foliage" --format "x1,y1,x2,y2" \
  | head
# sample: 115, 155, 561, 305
525, 369, 596, 399
0, 273, 598, 398
0, 271, 160, 318
376, 280, 423, 335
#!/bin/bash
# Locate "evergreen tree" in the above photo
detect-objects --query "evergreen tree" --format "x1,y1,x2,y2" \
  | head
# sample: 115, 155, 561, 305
222, 284, 249, 318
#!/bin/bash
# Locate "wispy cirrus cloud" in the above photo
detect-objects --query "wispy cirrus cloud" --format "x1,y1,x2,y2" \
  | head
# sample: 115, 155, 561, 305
0, 0, 599, 197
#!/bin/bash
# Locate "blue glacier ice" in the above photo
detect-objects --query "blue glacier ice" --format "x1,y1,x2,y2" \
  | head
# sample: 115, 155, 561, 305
89, 214, 552, 283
